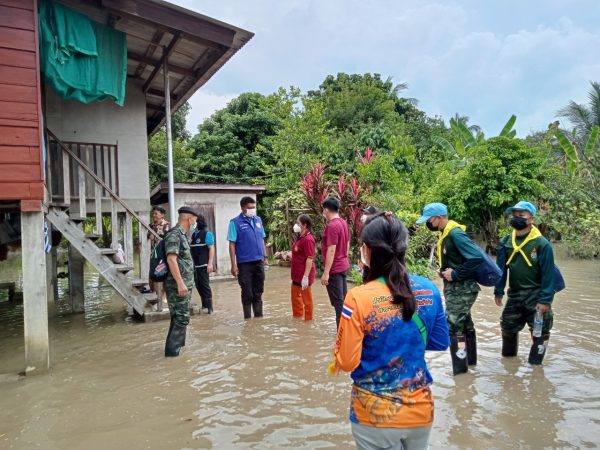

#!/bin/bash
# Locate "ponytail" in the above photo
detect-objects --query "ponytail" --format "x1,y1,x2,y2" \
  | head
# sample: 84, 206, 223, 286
363, 214, 416, 320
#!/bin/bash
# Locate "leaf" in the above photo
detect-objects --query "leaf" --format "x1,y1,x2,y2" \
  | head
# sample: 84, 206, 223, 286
499, 115, 517, 137
555, 129, 580, 162
458, 121, 477, 148
584, 125, 599, 159
507, 130, 517, 139
432, 136, 456, 156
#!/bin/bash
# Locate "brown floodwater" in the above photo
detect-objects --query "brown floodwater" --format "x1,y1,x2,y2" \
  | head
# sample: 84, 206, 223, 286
0, 254, 599, 449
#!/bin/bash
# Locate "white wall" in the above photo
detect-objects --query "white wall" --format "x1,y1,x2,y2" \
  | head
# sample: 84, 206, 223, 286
158, 192, 258, 275
45, 79, 150, 212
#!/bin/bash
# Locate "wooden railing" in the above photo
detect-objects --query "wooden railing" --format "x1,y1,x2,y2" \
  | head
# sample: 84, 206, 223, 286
46, 130, 159, 280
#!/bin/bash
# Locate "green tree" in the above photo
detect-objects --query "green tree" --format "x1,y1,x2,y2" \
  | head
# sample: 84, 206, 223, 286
147, 130, 197, 190
171, 102, 191, 141
444, 137, 548, 251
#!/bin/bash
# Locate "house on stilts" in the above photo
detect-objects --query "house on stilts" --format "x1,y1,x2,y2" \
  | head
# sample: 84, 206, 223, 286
0, 0, 253, 374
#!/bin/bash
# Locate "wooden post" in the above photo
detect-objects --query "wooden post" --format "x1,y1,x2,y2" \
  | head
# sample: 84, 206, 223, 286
124, 212, 134, 270
21, 210, 50, 374
68, 226, 85, 313
111, 200, 119, 249
62, 149, 70, 205
139, 211, 150, 282
78, 164, 86, 219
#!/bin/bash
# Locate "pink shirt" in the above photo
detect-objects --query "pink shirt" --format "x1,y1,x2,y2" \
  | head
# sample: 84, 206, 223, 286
321, 217, 350, 274
291, 232, 316, 284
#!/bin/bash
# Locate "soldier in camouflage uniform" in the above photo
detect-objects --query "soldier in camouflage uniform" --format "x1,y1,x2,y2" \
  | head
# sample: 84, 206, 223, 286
417, 203, 483, 375
494, 201, 555, 365
164, 206, 199, 357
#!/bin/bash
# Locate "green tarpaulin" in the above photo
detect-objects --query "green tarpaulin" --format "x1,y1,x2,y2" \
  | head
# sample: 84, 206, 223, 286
39, 0, 127, 106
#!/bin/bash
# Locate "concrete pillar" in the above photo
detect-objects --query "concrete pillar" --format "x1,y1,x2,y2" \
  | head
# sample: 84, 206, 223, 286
21, 210, 50, 374
68, 243, 85, 314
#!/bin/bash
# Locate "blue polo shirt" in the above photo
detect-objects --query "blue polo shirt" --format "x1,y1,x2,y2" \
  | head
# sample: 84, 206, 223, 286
227, 214, 266, 263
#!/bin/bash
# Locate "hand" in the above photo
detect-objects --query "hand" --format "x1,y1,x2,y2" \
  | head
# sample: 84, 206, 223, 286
207, 265, 214, 274
437, 269, 444, 279
231, 265, 238, 277
441, 268, 454, 282
537, 303, 550, 314
177, 282, 188, 297
321, 273, 330, 286
301, 276, 309, 290
495, 296, 503, 307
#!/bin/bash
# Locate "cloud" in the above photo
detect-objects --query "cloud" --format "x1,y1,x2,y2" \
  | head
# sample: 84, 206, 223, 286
185, 91, 236, 134
171, 0, 600, 136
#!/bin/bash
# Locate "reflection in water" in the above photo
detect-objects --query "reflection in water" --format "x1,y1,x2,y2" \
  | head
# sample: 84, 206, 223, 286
0, 254, 599, 449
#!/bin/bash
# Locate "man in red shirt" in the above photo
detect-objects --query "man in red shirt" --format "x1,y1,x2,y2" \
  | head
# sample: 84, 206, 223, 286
321, 197, 350, 328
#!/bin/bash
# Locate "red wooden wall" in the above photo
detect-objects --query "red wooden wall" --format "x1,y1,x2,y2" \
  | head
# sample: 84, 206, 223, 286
0, 0, 44, 208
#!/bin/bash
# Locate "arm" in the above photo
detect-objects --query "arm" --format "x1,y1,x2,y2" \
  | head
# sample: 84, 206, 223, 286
166, 253, 187, 297
448, 230, 484, 281
334, 293, 363, 372
321, 245, 336, 285
263, 239, 268, 263
229, 241, 238, 277
425, 287, 450, 351
207, 245, 215, 273
536, 240, 555, 309
494, 241, 508, 306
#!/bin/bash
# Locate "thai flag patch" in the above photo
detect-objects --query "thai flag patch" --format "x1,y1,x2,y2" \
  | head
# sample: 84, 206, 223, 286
342, 304, 354, 320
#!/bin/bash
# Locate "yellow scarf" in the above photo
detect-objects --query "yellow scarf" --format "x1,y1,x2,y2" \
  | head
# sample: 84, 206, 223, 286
506, 225, 542, 267
437, 220, 467, 268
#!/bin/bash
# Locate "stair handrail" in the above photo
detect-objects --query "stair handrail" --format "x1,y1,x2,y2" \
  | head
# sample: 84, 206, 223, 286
47, 129, 160, 240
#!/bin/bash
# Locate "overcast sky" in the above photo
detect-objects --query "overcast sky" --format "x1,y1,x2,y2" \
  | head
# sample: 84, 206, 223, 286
171, 0, 600, 138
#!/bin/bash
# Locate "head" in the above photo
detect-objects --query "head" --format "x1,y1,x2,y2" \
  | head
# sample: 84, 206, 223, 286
361, 213, 416, 319
322, 197, 340, 221
416, 202, 448, 232
177, 207, 199, 232
507, 201, 537, 232
240, 196, 257, 218
293, 214, 312, 235
152, 206, 166, 224
196, 214, 207, 231
361, 206, 380, 223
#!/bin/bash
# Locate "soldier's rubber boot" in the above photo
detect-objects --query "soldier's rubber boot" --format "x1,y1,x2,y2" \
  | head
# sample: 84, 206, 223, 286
252, 301, 263, 318
450, 333, 468, 375
466, 329, 477, 366
206, 298, 213, 315
501, 331, 519, 357
165, 322, 186, 357
528, 333, 549, 365
243, 303, 252, 319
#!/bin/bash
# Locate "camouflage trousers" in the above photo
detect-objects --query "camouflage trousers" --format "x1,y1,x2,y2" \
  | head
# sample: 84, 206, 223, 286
443, 279, 480, 334
501, 288, 553, 335
164, 280, 191, 326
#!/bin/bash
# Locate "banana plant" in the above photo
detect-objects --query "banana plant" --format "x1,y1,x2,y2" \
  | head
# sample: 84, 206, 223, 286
554, 124, 599, 175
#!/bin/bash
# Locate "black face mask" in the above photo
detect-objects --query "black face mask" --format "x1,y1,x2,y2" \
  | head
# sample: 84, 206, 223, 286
510, 216, 529, 230
426, 221, 437, 232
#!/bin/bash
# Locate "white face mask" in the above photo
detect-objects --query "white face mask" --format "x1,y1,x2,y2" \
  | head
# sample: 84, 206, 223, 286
361, 214, 368, 223
245, 208, 256, 218
360, 246, 370, 267
293, 223, 302, 234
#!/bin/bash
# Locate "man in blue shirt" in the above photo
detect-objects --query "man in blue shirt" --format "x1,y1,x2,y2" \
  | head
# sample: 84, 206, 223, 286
191, 214, 215, 314
228, 196, 268, 319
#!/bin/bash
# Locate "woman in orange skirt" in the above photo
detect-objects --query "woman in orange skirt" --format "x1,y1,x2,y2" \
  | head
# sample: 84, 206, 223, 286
290, 215, 316, 320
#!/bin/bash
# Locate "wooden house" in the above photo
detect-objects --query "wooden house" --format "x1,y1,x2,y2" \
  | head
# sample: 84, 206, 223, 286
0, 0, 253, 373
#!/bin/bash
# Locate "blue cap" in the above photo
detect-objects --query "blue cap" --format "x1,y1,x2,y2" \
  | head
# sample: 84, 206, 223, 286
506, 201, 537, 216
416, 203, 448, 224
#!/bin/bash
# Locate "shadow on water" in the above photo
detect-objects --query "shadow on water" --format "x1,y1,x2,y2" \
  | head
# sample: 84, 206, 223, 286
0, 251, 599, 449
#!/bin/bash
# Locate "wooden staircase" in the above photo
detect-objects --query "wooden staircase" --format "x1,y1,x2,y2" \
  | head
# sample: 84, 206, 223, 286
45, 129, 160, 317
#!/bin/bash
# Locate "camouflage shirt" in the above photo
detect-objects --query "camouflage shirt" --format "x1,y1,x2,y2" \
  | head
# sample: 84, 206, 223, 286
164, 224, 194, 290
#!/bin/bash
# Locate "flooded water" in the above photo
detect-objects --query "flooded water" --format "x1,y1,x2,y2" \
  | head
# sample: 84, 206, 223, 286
0, 254, 599, 449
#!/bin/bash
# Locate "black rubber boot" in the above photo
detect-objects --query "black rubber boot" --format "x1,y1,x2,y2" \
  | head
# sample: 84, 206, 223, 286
165, 323, 187, 357
252, 301, 263, 318
243, 303, 252, 319
450, 334, 468, 375
528, 334, 548, 365
466, 329, 477, 366
206, 298, 213, 314
501, 331, 519, 357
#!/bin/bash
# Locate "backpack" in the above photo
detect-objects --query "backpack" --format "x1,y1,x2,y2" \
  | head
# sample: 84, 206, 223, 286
149, 230, 184, 282
554, 265, 565, 293
475, 249, 503, 287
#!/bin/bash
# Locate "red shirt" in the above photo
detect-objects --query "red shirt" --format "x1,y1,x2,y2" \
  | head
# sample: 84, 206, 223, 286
321, 217, 350, 274
291, 232, 316, 284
